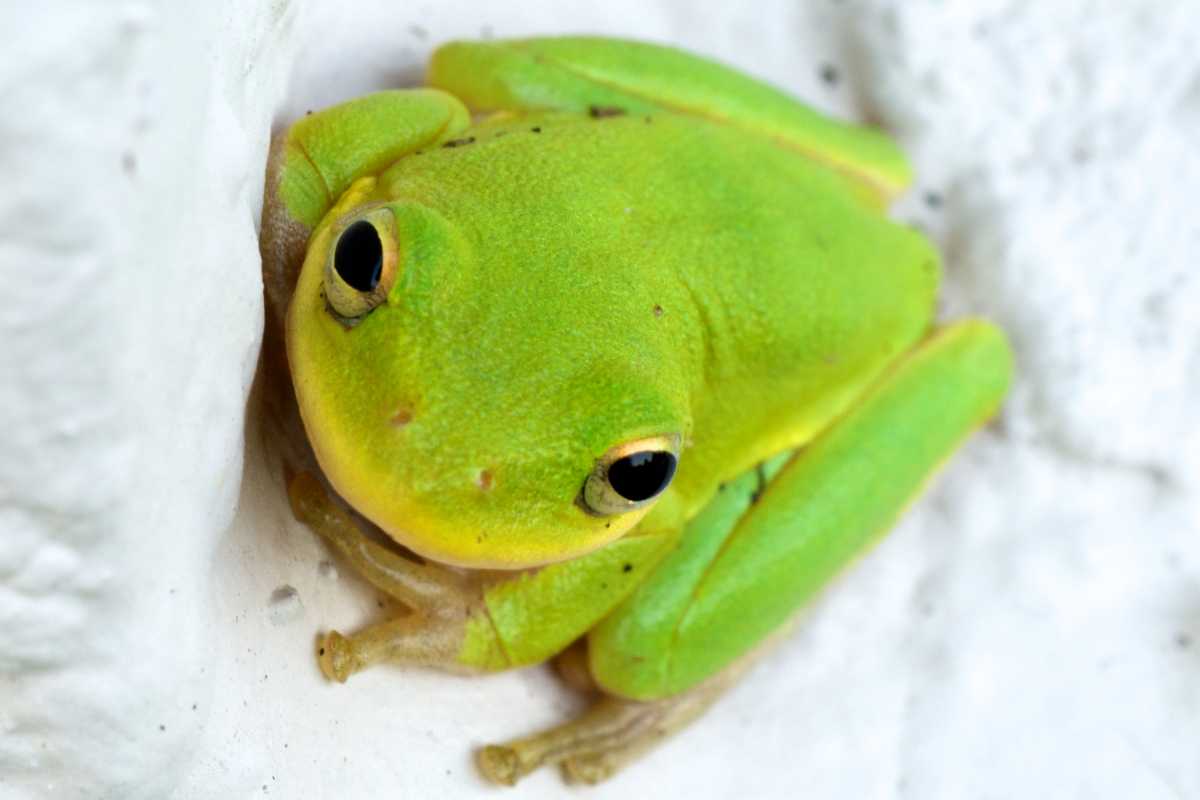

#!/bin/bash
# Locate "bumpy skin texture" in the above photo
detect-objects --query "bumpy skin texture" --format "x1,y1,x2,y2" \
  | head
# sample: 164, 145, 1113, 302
264, 36, 1013, 783
287, 42, 937, 570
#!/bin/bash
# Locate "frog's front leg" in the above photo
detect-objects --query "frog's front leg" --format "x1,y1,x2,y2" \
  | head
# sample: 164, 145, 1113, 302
288, 471, 677, 681
288, 473, 482, 680
479, 320, 1013, 785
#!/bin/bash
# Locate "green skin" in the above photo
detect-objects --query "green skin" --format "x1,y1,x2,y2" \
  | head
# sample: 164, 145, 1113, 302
264, 36, 1012, 781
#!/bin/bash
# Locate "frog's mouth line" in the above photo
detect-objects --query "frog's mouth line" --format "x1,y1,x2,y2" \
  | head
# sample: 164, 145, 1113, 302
307, 443, 638, 572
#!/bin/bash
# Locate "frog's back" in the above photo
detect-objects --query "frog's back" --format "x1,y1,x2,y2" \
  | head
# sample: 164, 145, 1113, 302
378, 109, 938, 505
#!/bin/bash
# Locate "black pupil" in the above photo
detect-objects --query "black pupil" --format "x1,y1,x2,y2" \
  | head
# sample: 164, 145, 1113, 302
607, 451, 677, 503
334, 220, 383, 292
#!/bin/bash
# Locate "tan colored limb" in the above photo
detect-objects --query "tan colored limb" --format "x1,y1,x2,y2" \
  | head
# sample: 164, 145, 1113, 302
477, 657, 749, 786
288, 472, 489, 680
553, 640, 596, 693
288, 472, 475, 612
317, 614, 469, 682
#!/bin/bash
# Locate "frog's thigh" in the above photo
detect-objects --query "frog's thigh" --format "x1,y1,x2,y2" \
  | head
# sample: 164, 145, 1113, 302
477, 320, 1011, 785
592, 319, 1012, 700
428, 36, 909, 198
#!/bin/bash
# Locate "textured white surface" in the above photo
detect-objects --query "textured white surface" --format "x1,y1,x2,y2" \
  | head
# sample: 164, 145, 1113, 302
1, 2, 289, 798
2, 1, 1197, 798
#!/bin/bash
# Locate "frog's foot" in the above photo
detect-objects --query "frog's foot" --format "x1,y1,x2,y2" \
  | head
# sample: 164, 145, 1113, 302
317, 613, 467, 682
476, 668, 738, 786
289, 472, 484, 681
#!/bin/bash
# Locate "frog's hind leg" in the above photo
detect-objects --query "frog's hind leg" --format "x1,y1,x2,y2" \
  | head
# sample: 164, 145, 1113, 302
475, 457, 779, 786
477, 320, 1012, 785
478, 655, 751, 786
428, 36, 910, 201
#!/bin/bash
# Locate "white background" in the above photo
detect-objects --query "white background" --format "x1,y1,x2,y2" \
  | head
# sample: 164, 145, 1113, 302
2, 1, 1198, 798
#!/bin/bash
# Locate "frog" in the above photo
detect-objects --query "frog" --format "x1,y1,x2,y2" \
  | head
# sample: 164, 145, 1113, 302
258, 35, 1012, 786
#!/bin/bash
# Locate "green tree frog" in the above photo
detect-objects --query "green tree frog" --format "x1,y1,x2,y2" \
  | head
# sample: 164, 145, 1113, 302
258, 36, 1012, 785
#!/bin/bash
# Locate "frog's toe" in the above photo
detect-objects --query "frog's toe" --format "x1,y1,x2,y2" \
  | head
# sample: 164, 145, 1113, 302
474, 697, 655, 786
475, 665, 742, 785
560, 753, 618, 785
475, 745, 523, 786
317, 630, 359, 682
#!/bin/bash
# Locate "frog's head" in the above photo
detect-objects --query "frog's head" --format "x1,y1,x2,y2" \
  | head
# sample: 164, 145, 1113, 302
286, 202, 693, 569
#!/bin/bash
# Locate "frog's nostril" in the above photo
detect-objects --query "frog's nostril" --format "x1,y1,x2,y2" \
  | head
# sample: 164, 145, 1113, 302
390, 407, 414, 427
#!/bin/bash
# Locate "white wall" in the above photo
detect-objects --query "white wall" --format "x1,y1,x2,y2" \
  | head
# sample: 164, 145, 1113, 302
2, 2, 1197, 798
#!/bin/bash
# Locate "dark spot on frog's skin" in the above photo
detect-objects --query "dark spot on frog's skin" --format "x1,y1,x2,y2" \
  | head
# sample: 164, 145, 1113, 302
442, 136, 476, 148
408, 24, 428, 40
718, 482, 727, 492
601, 582, 609, 590
644, 116, 652, 124
924, 191, 943, 209
653, 304, 664, 317
121, 151, 137, 175
531, 126, 542, 133
390, 408, 413, 427
476, 469, 494, 492
750, 464, 768, 504
494, 130, 508, 138
476, 534, 483, 544
589, 105, 626, 118
819, 63, 840, 87
623, 563, 633, 573
605, 522, 611, 529
305, 109, 313, 116
1177, 633, 1193, 650
319, 647, 325, 656
159, 724, 166, 732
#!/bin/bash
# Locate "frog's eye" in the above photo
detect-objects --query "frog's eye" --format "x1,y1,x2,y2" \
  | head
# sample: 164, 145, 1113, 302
581, 435, 680, 516
324, 210, 398, 321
